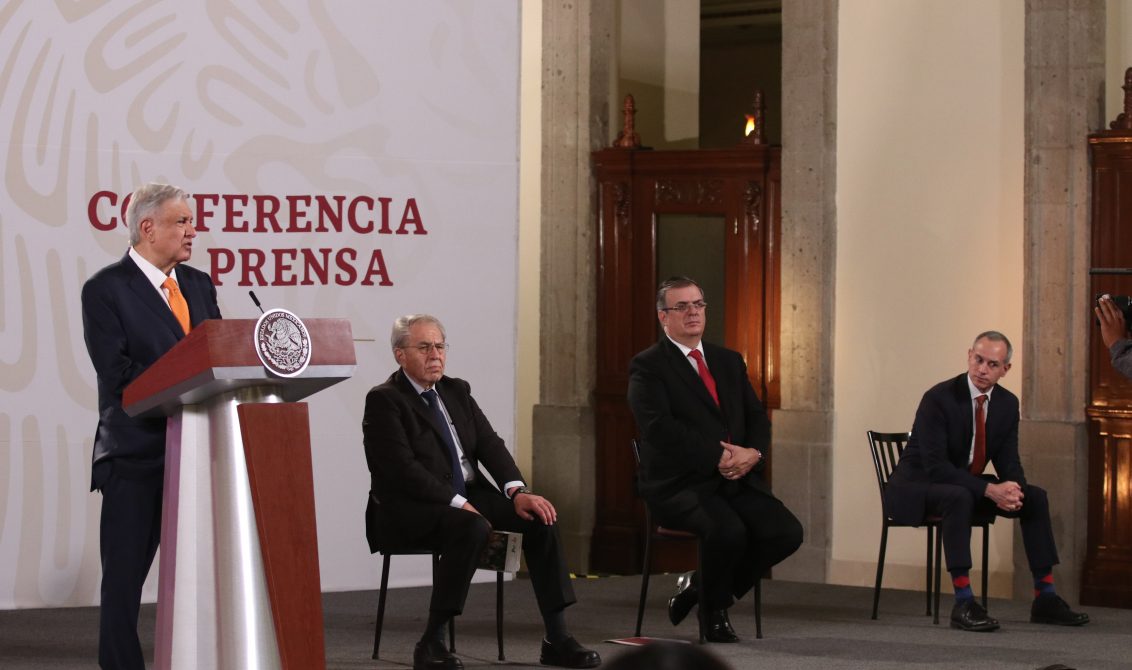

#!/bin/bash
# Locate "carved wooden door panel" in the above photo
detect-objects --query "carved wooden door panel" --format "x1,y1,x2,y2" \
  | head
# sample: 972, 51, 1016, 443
1084, 133, 1132, 608
590, 147, 780, 573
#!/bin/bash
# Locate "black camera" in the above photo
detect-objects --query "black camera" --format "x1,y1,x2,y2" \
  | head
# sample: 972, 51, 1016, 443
1096, 294, 1132, 324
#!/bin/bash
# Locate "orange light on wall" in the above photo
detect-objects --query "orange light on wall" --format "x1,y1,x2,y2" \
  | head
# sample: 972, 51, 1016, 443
745, 114, 756, 137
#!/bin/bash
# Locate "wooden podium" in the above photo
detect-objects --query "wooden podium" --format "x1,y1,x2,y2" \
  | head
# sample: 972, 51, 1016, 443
122, 318, 356, 669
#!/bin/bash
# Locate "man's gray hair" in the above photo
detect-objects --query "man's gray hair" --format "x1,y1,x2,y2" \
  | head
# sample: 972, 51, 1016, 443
391, 314, 446, 350
126, 183, 189, 246
973, 330, 1013, 364
655, 276, 705, 311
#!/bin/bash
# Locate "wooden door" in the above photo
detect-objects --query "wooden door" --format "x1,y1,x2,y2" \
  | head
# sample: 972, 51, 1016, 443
1083, 133, 1132, 608
590, 146, 781, 573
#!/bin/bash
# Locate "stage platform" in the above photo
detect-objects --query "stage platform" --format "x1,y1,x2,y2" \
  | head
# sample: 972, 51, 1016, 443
1, 574, 1127, 669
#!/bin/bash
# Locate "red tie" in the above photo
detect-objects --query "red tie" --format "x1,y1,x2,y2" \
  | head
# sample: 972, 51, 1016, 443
688, 350, 719, 406
970, 394, 987, 474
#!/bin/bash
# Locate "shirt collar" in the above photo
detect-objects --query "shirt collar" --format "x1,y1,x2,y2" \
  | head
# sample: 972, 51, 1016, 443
966, 375, 994, 402
402, 370, 433, 396
666, 334, 705, 360
128, 246, 174, 290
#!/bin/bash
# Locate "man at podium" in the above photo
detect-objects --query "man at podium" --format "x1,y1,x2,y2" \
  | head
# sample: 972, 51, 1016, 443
363, 314, 601, 670
81, 183, 221, 669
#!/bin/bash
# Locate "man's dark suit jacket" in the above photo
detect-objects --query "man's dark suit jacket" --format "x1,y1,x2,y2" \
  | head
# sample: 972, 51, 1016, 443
81, 252, 221, 488
626, 337, 772, 503
886, 373, 1026, 525
362, 369, 524, 551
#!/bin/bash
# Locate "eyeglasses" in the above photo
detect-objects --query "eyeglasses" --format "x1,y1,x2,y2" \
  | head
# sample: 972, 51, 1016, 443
402, 342, 450, 354
660, 300, 707, 313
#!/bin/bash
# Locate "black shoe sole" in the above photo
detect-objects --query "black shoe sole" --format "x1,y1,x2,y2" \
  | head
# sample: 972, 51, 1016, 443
1030, 615, 1090, 626
950, 620, 1000, 632
540, 656, 602, 668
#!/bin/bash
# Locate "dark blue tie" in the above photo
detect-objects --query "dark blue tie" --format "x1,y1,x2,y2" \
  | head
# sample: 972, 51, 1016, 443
421, 388, 466, 496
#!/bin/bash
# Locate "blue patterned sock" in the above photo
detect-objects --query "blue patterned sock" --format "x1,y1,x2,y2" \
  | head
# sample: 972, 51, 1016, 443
1033, 570, 1055, 598
951, 570, 973, 603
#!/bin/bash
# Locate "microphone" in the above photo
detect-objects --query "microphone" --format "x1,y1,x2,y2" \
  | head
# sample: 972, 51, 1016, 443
248, 290, 265, 315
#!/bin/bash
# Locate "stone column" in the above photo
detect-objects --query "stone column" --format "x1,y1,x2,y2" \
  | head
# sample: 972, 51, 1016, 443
532, 0, 615, 571
1019, 0, 1104, 601
773, 0, 838, 583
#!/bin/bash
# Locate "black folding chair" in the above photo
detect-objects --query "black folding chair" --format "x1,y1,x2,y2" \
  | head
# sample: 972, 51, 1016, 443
631, 439, 762, 641
368, 494, 505, 661
866, 430, 991, 624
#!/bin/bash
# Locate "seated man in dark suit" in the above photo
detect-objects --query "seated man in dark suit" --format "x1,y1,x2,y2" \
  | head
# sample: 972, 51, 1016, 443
885, 331, 1089, 632
82, 182, 221, 669
362, 314, 601, 670
626, 276, 803, 642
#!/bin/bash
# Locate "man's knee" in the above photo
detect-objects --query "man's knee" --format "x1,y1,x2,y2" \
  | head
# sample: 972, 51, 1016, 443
704, 518, 747, 553
451, 511, 493, 550
934, 485, 975, 516
783, 514, 804, 553
1023, 484, 1049, 514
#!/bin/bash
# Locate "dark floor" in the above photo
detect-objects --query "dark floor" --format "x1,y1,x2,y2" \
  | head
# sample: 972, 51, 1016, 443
1, 575, 1127, 669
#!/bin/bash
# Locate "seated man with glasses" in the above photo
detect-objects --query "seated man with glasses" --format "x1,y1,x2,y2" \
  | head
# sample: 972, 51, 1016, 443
363, 314, 601, 670
627, 277, 803, 642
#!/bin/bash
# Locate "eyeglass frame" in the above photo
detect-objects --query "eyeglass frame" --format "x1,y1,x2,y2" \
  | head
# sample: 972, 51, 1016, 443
659, 300, 708, 313
399, 342, 450, 354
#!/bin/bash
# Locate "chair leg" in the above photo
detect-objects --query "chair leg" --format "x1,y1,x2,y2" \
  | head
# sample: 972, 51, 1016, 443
924, 526, 933, 616
429, 554, 456, 653
496, 571, 505, 661
980, 524, 989, 609
932, 526, 943, 625
373, 554, 392, 660
871, 523, 890, 620
754, 576, 763, 640
696, 542, 706, 645
635, 530, 652, 637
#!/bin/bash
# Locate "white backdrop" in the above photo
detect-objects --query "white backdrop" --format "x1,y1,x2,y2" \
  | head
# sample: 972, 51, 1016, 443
0, 1, 521, 609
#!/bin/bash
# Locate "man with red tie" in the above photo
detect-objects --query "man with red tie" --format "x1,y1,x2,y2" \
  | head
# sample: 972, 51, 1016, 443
82, 183, 221, 668
885, 331, 1089, 632
626, 276, 802, 642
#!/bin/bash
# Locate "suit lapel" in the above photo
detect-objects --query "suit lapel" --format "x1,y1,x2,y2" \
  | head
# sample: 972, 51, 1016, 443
953, 374, 974, 450
394, 371, 456, 454
122, 254, 185, 340
984, 383, 1007, 455
704, 345, 733, 420
173, 266, 204, 328
438, 381, 475, 458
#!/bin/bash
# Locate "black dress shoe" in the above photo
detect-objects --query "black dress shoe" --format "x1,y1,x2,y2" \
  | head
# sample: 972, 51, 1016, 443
1030, 593, 1090, 626
704, 609, 739, 643
667, 571, 697, 626
413, 639, 463, 670
540, 636, 602, 668
949, 599, 1000, 632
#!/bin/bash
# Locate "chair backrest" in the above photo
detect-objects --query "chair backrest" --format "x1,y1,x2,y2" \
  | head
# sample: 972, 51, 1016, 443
866, 430, 911, 498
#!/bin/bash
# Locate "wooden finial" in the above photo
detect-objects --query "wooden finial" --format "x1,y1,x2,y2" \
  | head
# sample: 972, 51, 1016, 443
1110, 67, 1132, 130
740, 89, 766, 146
612, 94, 642, 149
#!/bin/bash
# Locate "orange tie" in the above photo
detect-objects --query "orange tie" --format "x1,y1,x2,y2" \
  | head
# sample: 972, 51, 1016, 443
162, 277, 191, 335
970, 394, 987, 474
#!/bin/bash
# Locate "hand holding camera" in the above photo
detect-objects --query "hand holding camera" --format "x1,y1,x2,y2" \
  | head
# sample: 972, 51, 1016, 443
1095, 294, 1132, 349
